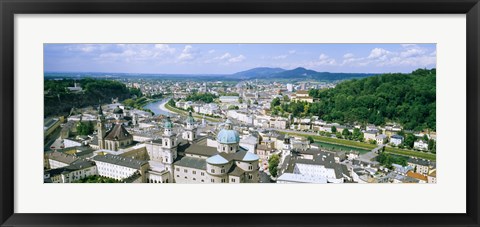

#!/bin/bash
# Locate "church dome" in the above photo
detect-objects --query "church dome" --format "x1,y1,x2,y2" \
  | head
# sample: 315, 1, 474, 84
164, 116, 173, 128
113, 106, 123, 114
206, 154, 229, 165
186, 111, 195, 124
216, 119, 239, 144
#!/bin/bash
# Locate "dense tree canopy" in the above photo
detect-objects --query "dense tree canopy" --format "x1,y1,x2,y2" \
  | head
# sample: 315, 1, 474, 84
185, 92, 218, 103
76, 121, 94, 136
273, 69, 435, 131
44, 79, 140, 117
268, 154, 280, 177
376, 152, 408, 169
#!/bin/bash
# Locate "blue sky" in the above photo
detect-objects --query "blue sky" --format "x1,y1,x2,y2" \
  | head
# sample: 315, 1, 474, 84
44, 44, 436, 74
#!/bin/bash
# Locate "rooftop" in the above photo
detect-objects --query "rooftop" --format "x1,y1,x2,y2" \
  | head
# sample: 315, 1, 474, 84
104, 124, 132, 141
174, 156, 207, 170
93, 154, 147, 169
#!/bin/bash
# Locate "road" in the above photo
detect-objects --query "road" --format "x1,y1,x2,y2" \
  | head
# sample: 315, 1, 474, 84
44, 127, 62, 151
259, 171, 275, 183
358, 144, 384, 163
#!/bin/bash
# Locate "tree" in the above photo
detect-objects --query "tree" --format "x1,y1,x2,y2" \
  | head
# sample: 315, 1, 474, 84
342, 128, 351, 137
76, 121, 94, 136
167, 99, 176, 107
428, 139, 436, 153
423, 134, 429, 142
186, 106, 194, 112
228, 105, 239, 110
404, 133, 416, 149
238, 97, 243, 104
268, 154, 280, 178
336, 132, 342, 139
307, 136, 315, 144
123, 98, 135, 107
283, 95, 290, 102
271, 97, 281, 107
128, 87, 143, 97
331, 126, 337, 133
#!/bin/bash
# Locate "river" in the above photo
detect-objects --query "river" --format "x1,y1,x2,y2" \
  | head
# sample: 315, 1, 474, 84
143, 98, 176, 116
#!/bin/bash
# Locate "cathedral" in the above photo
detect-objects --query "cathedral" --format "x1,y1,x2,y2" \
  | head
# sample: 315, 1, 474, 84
144, 112, 260, 183
96, 105, 133, 151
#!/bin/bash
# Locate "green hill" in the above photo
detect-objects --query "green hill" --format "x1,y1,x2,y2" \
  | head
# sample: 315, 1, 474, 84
309, 68, 436, 131
44, 78, 141, 117
272, 68, 436, 131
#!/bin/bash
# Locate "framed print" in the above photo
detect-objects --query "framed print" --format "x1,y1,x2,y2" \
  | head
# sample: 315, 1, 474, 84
1, 0, 479, 227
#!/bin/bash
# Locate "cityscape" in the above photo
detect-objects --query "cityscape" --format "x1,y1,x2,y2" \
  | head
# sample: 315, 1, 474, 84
43, 44, 437, 184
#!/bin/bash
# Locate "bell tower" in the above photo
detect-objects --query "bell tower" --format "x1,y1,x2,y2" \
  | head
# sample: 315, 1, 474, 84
97, 105, 106, 149
183, 111, 197, 143
162, 116, 177, 182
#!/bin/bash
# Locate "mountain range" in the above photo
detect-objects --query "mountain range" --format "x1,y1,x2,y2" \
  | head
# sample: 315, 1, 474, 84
231, 67, 377, 81
45, 67, 377, 81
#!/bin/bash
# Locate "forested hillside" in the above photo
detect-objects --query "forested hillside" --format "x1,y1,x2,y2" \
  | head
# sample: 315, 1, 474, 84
44, 78, 141, 117
272, 69, 436, 131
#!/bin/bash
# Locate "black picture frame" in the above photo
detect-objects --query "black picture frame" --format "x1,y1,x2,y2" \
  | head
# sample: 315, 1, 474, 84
1, 0, 479, 226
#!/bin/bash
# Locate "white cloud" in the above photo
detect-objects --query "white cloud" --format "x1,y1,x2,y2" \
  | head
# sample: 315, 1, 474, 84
343, 53, 354, 59
218, 53, 231, 60
401, 44, 417, 48
306, 54, 337, 67
368, 48, 391, 59
154, 44, 176, 54
318, 54, 336, 65
208, 49, 216, 54
228, 55, 246, 63
273, 55, 288, 60
206, 52, 246, 64
319, 54, 330, 60
178, 45, 196, 61
288, 50, 296, 54
337, 45, 436, 69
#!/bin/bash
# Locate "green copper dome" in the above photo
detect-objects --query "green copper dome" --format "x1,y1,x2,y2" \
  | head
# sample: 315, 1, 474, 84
186, 111, 195, 124
216, 119, 239, 144
113, 106, 123, 114
164, 116, 173, 128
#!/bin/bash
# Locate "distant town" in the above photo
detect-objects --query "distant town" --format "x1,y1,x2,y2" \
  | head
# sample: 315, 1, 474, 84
44, 68, 436, 184
43, 43, 436, 184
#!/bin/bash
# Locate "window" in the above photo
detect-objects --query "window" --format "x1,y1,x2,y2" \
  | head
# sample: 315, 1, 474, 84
248, 166, 253, 170
193, 171, 196, 175
201, 172, 205, 176
211, 169, 215, 173
211, 179, 214, 183
231, 178, 236, 183
221, 169, 225, 173
184, 169, 187, 173
221, 179, 226, 183
230, 146, 233, 151
193, 178, 196, 181
177, 175, 180, 177
223, 147, 225, 151
248, 174, 253, 180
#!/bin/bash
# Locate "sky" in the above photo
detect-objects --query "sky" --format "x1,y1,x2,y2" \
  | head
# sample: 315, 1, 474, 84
44, 44, 436, 74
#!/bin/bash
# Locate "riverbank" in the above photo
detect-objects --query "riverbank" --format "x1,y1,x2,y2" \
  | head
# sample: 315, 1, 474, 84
164, 102, 222, 122
280, 131, 436, 161
141, 98, 176, 116
158, 99, 176, 115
